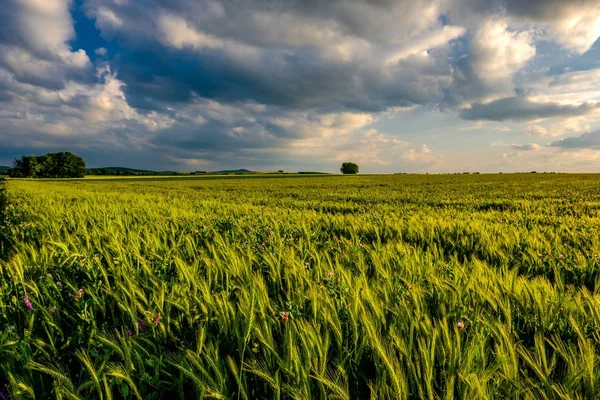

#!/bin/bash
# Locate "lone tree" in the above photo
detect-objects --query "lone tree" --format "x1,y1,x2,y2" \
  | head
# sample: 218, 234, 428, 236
9, 152, 86, 178
340, 162, 359, 174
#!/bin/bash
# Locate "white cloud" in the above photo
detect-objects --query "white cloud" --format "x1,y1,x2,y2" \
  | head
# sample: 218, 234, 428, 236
548, 5, 600, 54
522, 124, 549, 137
157, 14, 259, 61
4, 0, 91, 78
274, 112, 375, 141
158, 14, 223, 50
470, 19, 535, 89
18, 0, 76, 54
385, 25, 466, 65
94, 7, 123, 30
491, 140, 542, 151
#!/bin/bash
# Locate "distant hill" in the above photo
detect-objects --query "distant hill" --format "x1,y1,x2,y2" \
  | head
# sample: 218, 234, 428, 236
214, 169, 253, 173
85, 167, 258, 176
0, 166, 9, 170
88, 166, 156, 173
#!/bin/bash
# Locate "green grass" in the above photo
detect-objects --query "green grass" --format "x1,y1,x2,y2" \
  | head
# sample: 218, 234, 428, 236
2, 174, 600, 399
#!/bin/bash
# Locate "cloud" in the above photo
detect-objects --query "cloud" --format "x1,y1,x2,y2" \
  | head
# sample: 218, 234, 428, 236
550, 130, 600, 149
491, 140, 542, 151
460, 97, 598, 121
385, 25, 466, 65
449, 0, 600, 54
0, 0, 92, 92
470, 19, 535, 85
78, 0, 463, 113
522, 124, 548, 137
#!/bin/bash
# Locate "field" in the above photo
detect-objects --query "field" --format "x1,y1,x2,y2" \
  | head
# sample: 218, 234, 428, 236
2, 174, 600, 399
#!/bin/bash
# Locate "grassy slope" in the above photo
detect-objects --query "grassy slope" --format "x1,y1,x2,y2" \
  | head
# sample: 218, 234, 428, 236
2, 174, 600, 399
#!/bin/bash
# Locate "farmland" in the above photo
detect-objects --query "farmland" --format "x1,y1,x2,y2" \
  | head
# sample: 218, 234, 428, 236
2, 173, 600, 399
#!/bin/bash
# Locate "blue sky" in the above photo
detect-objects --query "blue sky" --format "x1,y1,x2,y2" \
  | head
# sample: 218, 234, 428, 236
1, 0, 600, 173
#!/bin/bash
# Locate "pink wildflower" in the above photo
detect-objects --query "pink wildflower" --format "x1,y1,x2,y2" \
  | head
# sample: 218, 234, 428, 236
56, 281, 62, 286
154, 313, 162, 325
280, 312, 289, 322
23, 296, 33, 311
457, 321, 465, 330
74, 289, 84, 300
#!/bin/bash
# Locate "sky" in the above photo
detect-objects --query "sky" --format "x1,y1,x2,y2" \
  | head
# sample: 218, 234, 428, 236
1, 0, 600, 173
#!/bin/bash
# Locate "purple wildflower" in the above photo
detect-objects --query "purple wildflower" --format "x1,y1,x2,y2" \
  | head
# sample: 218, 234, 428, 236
137, 319, 147, 333
0, 390, 9, 400
23, 296, 33, 311
127, 329, 134, 337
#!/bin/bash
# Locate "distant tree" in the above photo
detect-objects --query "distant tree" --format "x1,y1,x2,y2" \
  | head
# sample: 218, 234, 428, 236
340, 162, 359, 174
8, 156, 41, 178
8, 152, 86, 178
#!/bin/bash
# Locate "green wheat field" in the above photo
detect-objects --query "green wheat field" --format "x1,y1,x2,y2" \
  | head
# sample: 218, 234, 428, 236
2, 173, 600, 399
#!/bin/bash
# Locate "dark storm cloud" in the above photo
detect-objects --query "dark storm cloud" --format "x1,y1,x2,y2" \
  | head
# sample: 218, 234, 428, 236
113, 46, 360, 112
550, 130, 600, 149
460, 97, 598, 121
80, 0, 459, 113
115, 45, 454, 114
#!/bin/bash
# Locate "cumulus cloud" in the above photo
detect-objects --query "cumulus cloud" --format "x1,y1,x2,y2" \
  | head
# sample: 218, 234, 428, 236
470, 19, 535, 86
460, 97, 598, 121
550, 130, 600, 149
491, 141, 542, 151
522, 125, 549, 137
449, 0, 600, 54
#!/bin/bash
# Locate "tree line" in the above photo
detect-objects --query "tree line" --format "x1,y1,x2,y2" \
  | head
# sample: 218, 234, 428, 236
8, 152, 86, 178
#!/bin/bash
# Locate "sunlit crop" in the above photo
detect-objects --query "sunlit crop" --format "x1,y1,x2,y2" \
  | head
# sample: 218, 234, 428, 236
2, 174, 600, 399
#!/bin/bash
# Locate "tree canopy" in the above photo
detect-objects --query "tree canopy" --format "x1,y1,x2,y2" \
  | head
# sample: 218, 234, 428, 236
8, 152, 86, 178
340, 162, 359, 174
